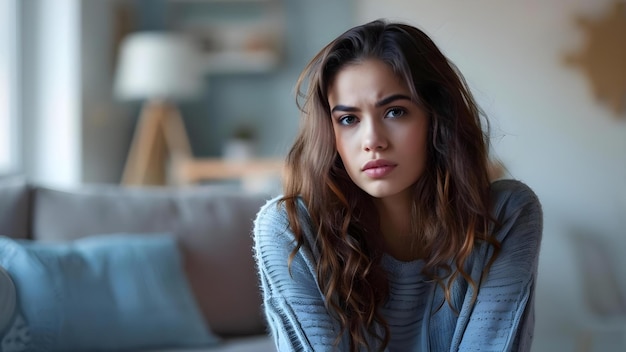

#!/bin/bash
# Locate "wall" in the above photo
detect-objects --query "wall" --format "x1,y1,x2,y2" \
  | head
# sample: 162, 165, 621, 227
80, 0, 133, 184
355, 0, 626, 350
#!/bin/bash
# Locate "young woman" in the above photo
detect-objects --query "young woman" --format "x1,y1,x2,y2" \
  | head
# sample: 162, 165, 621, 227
253, 19, 542, 352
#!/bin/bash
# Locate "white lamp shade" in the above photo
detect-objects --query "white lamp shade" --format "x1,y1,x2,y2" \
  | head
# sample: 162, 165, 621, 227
114, 32, 204, 101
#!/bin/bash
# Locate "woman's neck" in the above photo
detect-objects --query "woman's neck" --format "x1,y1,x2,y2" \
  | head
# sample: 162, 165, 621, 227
374, 195, 423, 262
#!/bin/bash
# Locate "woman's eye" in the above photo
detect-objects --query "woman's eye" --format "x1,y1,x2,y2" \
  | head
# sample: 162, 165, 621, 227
386, 108, 405, 119
339, 115, 358, 125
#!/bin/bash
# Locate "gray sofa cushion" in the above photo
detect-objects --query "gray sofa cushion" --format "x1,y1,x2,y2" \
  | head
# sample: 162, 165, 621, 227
0, 177, 30, 239
31, 184, 271, 337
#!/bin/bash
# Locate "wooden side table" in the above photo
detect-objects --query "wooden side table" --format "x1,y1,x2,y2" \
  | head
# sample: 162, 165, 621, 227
173, 158, 284, 189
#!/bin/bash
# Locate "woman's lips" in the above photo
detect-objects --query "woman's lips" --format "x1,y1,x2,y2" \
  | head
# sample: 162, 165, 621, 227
362, 160, 397, 178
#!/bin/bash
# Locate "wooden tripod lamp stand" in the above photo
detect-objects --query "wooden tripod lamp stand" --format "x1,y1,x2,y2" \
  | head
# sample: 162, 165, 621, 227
114, 32, 204, 186
121, 100, 192, 185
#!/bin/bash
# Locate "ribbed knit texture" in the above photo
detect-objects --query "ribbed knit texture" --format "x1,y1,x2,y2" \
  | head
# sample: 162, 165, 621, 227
380, 255, 430, 351
253, 179, 543, 352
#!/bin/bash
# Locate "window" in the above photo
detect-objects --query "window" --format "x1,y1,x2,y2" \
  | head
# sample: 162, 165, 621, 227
0, 0, 18, 174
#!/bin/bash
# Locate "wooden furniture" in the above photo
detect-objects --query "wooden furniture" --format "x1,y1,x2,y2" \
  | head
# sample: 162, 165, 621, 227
122, 100, 192, 185
122, 100, 284, 187
174, 158, 284, 185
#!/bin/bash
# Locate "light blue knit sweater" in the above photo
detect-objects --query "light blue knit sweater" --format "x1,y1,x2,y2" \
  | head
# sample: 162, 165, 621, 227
253, 179, 543, 351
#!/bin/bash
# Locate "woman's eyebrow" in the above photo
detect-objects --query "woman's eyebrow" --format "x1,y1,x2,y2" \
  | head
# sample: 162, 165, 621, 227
331, 94, 412, 113
331, 105, 358, 113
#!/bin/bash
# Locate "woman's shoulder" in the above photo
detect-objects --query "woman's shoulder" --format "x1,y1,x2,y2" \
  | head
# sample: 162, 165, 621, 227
255, 195, 289, 224
253, 195, 320, 272
253, 195, 311, 245
254, 193, 310, 222
254, 195, 291, 241
489, 179, 543, 243
490, 178, 537, 198
489, 179, 541, 217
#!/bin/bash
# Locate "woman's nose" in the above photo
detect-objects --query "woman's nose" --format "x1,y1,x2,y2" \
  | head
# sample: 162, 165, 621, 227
362, 120, 388, 151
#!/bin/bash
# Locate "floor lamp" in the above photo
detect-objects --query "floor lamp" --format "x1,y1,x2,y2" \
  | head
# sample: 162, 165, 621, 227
114, 32, 204, 186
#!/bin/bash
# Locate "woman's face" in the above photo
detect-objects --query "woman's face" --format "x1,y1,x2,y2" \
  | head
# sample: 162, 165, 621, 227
328, 59, 429, 203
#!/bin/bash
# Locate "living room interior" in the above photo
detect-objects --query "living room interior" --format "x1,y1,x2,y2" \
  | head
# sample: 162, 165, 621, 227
1, 0, 625, 351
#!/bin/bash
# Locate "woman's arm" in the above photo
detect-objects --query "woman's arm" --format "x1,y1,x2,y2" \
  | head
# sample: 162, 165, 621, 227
253, 197, 347, 352
455, 180, 543, 352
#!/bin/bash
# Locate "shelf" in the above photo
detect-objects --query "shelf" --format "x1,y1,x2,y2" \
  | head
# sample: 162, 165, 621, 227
203, 50, 280, 74
168, 0, 284, 74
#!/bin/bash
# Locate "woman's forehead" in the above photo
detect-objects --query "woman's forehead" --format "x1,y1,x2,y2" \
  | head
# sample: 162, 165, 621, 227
327, 60, 411, 106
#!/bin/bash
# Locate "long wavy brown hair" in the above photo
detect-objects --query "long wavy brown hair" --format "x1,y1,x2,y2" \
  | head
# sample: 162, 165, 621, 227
280, 19, 500, 351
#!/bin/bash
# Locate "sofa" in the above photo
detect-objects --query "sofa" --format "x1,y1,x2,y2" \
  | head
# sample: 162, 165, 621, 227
0, 176, 278, 352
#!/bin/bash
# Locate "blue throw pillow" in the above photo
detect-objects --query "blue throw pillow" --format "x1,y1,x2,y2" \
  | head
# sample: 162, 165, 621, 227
0, 234, 220, 351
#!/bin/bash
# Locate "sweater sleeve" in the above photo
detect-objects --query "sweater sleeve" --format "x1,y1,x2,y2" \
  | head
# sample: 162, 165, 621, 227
454, 180, 543, 352
253, 197, 346, 352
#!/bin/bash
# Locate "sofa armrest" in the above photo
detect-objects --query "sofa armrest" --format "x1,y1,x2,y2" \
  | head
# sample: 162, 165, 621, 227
0, 176, 31, 239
